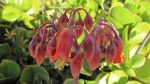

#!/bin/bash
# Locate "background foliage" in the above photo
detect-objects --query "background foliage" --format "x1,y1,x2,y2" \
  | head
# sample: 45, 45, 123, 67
0, 0, 150, 84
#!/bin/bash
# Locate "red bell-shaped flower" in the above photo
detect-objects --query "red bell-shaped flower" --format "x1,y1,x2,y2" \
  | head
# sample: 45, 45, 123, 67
74, 25, 83, 38
54, 28, 74, 62
35, 39, 47, 65
89, 45, 101, 71
47, 38, 57, 63
106, 40, 117, 63
113, 38, 123, 63
59, 13, 69, 29
29, 39, 37, 58
70, 53, 84, 78
82, 34, 95, 63
84, 13, 93, 31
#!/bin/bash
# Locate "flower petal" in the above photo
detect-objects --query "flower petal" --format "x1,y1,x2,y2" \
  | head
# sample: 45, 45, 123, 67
29, 39, 37, 58
106, 40, 117, 63
89, 46, 101, 71
35, 40, 47, 65
82, 36, 95, 63
56, 29, 73, 62
70, 53, 84, 78
84, 14, 93, 31
113, 38, 123, 63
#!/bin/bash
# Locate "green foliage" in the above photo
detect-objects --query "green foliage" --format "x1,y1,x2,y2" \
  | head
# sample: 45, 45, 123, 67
80, 60, 92, 76
0, 60, 21, 83
20, 65, 50, 84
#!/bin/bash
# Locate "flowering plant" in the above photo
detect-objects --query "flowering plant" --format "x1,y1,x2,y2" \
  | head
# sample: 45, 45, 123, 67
29, 8, 123, 81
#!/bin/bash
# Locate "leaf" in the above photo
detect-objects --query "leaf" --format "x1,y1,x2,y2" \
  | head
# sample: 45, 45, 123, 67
85, 1, 98, 11
95, 72, 107, 84
80, 60, 92, 76
0, 60, 21, 83
0, 43, 11, 59
135, 59, 150, 83
140, 1, 150, 12
63, 78, 84, 84
110, 6, 137, 25
129, 22, 150, 44
106, 16, 123, 29
120, 63, 136, 77
20, 65, 50, 84
129, 54, 146, 68
97, 70, 128, 84
126, 81, 142, 84
1, 5, 21, 22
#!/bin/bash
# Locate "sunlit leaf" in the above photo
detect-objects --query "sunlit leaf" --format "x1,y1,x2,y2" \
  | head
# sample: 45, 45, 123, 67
110, 6, 137, 25
1, 5, 21, 22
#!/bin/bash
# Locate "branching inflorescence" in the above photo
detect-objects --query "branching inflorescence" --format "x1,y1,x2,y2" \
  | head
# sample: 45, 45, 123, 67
29, 8, 124, 80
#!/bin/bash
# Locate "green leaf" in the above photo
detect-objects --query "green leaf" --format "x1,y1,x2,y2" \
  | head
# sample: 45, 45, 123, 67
141, 1, 150, 12
20, 65, 50, 84
120, 63, 136, 77
80, 60, 92, 76
1, 5, 21, 22
97, 70, 128, 84
0, 43, 11, 59
129, 22, 150, 44
106, 16, 123, 29
141, 11, 150, 23
85, 1, 98, 11
129, 54, 146, 68
95, 72, 107, 84
0, 60, 21, 83
85, 80, 95, 84
135, 59, 150, 83
63, 78, 85, 84
126, 81, 142, 84
110, 6, 137, 25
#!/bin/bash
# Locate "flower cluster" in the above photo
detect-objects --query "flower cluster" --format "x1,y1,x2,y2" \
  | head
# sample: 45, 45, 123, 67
29, 8, 123, 79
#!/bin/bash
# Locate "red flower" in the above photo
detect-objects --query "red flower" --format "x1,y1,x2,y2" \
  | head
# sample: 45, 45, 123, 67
28, 8, 124, 81
74, 25, 83, 38
89, 45, 101, 71
54, 28, 74, 62
35, 39, 47, 65
84, 13, 93, 31
106, 40, 117, 63
70, 53, 84, 78
113, 38, 123, 63
47, 38, 57, 63
82, 34, 95, 63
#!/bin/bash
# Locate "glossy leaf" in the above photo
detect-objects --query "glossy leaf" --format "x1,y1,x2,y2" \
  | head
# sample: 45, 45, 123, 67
20, 65, 50, 84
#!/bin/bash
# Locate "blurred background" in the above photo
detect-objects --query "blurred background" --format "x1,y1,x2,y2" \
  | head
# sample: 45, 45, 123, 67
0, 0, 150, 84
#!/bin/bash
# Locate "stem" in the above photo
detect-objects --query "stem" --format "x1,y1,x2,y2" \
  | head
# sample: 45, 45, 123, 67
73, 76, 79, 84
135, 31, 150, 55
68, 9, 77, 28
129, 77, 145, 84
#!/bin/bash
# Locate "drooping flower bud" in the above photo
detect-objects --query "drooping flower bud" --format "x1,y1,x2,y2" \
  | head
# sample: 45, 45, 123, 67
74, 25, 83, 38
82, 33, 95, 63
113, 38, 123, 63
29, 39, 37, 58
84, 13, 93, 31
70, 53, 84, 78
106, 40, 117, 63
54, 28, 74, 62
89, 46, 101, 71
35, 39, 47, 65
47, 38, 57, 63
59, 13, 69, 29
